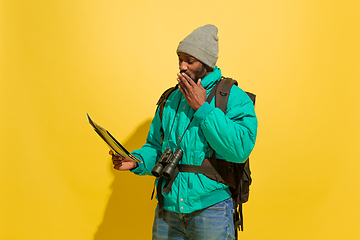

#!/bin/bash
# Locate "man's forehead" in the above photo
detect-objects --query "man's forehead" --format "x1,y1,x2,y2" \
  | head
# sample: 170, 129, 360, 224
178, 52, 196, 59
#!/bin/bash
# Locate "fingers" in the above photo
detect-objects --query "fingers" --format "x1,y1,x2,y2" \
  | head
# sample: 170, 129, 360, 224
113, 159, 122, 165
109, 150, 123, 160
113, 159, 137, 171
113, 157, 124, 170
109, 150, 137, 171
177, 72, 194, 89
177, 73, 194, 98
177, 73, 187, 94
114, 162, 122, 170
109, 150, 122, 169
112, 155, 125, 163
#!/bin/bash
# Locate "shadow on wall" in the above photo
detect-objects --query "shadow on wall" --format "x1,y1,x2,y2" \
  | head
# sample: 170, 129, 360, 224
93, 118, 157, 240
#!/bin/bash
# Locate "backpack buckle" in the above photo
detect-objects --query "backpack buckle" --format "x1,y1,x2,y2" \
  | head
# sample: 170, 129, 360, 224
220, 91, 228, 96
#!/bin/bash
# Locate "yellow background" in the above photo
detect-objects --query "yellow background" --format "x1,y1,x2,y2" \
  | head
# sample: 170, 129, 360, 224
1, 0, 359, 239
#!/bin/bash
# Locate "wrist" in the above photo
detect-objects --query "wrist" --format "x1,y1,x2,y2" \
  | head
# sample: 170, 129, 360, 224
129, 162, 138, 171
195, 101, 206, 111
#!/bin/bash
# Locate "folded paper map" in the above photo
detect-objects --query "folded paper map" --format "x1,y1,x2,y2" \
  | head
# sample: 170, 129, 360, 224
87, 113, 142, 163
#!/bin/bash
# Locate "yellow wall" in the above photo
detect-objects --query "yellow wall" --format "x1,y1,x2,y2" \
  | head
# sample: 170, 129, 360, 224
1, 0, 359, 239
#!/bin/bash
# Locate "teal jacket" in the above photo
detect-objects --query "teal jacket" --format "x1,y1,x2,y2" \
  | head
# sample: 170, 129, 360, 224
131, 67, 257, 213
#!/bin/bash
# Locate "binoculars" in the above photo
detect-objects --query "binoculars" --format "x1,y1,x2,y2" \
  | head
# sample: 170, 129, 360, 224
151, 149, 183, 179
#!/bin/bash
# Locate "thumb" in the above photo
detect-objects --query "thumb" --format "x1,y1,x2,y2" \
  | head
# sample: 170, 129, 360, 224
197, 78, 202, 85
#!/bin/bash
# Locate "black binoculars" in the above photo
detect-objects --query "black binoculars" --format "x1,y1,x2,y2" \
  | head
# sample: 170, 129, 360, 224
151, 149, 183, 179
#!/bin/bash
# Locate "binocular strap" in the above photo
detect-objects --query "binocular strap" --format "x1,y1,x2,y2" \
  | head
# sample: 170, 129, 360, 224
156, 167, 180, 218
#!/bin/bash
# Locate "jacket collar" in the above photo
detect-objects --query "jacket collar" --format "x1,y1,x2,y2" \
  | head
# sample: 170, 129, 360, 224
200, 66, 222, 90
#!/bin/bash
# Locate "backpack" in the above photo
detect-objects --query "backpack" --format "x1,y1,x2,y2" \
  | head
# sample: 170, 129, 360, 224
156, 77, 255, 237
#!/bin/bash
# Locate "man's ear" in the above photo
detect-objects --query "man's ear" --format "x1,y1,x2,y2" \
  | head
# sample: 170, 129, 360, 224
205, 64, 213, 73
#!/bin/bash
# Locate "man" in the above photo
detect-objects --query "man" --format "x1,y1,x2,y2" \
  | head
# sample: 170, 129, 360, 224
110, 24, 257, 240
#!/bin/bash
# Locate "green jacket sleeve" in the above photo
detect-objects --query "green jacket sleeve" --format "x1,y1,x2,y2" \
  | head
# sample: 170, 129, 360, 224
193, 86, 257, 163
130, 109, 163, 175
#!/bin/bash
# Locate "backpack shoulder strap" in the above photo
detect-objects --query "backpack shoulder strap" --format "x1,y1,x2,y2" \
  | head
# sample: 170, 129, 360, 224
246, 92, 256, 106
156, 85, 178, 142
217, 77, 237, 112
207, 77, 256, 112
156, 85, 178, 121
207, 77, 238, 113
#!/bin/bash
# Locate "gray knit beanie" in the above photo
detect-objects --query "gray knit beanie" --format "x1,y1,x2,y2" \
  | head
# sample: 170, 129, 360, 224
177, 24, 219, 69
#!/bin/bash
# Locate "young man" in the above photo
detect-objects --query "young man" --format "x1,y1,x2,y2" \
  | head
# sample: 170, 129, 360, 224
111, 24, 257, 240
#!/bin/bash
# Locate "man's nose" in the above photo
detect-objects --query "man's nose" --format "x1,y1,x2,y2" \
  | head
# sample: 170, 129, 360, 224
179, 61, 188, 71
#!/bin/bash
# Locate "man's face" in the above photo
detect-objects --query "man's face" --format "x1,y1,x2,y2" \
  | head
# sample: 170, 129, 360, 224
178, 52, 208, 83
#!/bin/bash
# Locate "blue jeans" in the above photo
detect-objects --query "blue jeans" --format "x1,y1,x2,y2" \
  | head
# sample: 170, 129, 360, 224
152, 198, 235, 240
